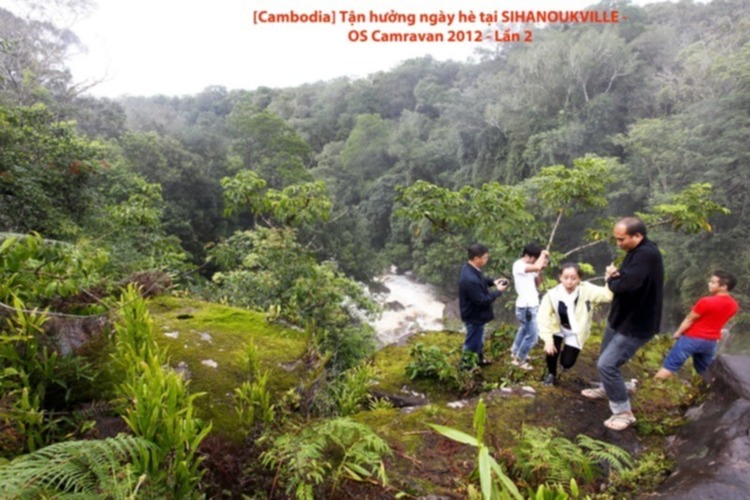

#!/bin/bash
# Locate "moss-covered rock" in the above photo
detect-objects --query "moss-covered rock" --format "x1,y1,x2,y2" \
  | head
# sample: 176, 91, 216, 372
148, 296, 309, 437
141, 297, 705, 497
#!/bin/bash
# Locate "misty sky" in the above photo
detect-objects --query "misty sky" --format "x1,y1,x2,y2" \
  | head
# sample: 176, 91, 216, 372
2, 0, 660, 98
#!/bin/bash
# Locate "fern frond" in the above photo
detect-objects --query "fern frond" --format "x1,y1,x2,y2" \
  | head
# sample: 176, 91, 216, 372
0, 434, 155, 498
577, 434, 634, 473
514, 426, 596, 485
261, 417, 392, 497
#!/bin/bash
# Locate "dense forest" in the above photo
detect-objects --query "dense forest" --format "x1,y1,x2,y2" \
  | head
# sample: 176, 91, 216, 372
1, 0, 749, 497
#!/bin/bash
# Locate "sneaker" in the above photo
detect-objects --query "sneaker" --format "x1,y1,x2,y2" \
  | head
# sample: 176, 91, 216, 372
543, 373, 556, 386
478, 358, 493, 367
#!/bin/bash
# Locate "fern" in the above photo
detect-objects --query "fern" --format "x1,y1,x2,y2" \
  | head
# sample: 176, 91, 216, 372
261, 417, 392, 499
606, 451, 671, 493
576, 434, 633, 474
513, 426, 593, 486
0, 434, 155, 498
513, 427, 633, 491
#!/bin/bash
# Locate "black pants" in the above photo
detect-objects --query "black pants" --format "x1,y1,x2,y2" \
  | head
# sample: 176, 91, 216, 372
545, 335, 581, 376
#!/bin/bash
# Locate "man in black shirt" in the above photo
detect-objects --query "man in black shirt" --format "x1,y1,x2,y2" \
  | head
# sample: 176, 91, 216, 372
459, 243, 509, 366
582, 217, 664, 431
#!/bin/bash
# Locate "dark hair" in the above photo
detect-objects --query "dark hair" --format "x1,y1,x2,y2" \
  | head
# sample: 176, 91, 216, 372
617, 217, 647, 237
467, 243, 489, 260
558, 262, 582, 278
713, 270, 737, 291
522, 242, 543, 259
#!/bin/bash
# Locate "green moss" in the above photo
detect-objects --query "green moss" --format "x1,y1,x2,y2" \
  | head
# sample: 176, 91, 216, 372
147, 296, 309, 437
139, 296, 711, 497
372, 330, 467, 404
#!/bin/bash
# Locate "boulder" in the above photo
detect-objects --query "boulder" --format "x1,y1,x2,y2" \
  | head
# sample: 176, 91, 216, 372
646, 354, 750, 499
706, 354, 750, 400
386, 300, 406, 311
46, 315, 109, 356
371, 388, 429, 408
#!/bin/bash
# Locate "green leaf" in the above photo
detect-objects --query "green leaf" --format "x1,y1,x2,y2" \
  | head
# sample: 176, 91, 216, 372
489, 459, 523, 500
427, 424, 479, 447
478, 446, 492, 500
473, 399, 487, 444
343, 465, 364, 481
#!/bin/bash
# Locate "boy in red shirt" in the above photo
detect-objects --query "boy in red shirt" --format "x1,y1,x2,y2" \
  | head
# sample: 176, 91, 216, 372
655, 271, 739, 379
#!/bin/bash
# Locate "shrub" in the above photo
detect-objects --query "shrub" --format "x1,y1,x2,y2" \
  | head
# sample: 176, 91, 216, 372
329, 364, 378, 416
0, 296, 96, 454
406, 342, 456, 382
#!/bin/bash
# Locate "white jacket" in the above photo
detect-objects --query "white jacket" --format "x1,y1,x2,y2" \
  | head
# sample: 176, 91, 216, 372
538, 281, 613, 349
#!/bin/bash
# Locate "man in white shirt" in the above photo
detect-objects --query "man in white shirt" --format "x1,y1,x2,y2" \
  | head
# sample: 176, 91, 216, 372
510, 242, 549, 370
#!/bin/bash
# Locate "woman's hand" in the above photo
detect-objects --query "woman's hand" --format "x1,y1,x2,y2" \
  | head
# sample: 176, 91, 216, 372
544, 343, 557, 356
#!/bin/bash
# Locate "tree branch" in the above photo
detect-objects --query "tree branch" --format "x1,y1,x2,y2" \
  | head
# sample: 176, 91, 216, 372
546, 205, 566, 251
562, 239, 607, 258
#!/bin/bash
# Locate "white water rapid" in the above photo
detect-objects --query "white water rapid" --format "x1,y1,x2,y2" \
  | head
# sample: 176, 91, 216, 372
369, 271, 446, 347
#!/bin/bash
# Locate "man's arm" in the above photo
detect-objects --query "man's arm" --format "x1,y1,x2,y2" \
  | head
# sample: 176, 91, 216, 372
606, 250, 658, 293
464, 279, 502, 307
673, 310, 700, 339
523, 250, 550, 273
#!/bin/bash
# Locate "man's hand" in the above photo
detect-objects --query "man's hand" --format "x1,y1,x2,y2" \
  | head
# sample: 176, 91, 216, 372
605, 263, 619, 280
494, 278, 509, 291
540, 250, 550, 267
672, 331, 683, 339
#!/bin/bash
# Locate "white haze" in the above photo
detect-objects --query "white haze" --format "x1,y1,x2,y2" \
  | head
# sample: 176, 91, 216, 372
0, 0, 662, 97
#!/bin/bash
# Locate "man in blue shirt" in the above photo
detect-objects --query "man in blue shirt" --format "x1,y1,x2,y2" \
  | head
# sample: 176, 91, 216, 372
459, 243, 509, 366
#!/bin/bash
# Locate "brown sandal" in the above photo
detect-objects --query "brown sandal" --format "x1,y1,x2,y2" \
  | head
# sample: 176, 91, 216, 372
604, 413, 637, 431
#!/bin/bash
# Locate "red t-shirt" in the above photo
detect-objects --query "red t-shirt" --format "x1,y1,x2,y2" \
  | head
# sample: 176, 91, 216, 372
685, 294, 739, 341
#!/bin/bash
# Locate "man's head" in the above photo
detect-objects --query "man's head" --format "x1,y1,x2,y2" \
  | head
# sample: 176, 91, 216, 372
521, 242, 543, 262
709, 270, 737, 294
613, 217, 647, 251
467, 243, 490, 268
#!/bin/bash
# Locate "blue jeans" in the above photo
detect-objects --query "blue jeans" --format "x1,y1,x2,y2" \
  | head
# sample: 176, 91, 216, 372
463, 323, 486, 360
512, 306, 538, 362
597, 326, 650, 414
663, 335, 718, 374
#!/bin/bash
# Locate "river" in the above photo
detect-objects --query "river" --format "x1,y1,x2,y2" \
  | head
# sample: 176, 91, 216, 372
369, 271, 446, 347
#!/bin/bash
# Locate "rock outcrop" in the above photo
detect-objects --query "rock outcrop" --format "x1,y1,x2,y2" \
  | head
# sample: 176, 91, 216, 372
647, 354, 750, 499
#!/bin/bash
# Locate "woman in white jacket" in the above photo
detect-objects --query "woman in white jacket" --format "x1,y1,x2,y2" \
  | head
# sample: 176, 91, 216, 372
538, 263, 613, 385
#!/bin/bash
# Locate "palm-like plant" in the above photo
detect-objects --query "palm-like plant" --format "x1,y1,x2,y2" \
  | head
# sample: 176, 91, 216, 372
429, 399, 523, 500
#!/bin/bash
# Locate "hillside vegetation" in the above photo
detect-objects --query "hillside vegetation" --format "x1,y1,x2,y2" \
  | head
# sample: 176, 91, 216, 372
1, 0, 747, 496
